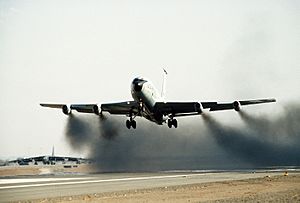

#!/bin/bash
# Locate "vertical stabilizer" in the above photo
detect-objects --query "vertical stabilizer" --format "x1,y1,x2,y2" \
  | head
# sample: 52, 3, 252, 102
161, 69, 168, 101
52, 146, 54, 157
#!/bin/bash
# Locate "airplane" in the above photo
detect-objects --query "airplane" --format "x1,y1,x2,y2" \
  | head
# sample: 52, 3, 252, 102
40, 70, 276, 129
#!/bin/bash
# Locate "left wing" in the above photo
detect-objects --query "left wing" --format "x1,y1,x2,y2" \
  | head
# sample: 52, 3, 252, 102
154, 102, 202, 117
203, 98, 276, 112
40, 101, 139, 115
101, 101, 139, 115
154, 98, 276, 117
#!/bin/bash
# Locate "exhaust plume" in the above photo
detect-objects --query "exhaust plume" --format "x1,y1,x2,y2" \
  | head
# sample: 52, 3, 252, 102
65, 104, 300, 171
65, 114, 235, 171
202, 104, 300, 166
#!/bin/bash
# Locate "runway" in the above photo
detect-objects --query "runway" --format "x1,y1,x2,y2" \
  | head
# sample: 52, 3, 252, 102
0, 170, 295, 202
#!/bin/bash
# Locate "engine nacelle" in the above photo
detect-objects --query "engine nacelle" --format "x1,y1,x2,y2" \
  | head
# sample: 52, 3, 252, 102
195, 102, 203, 114
233, 101, 241, 111
93, 104, 102, 115
62, 105, 71, 115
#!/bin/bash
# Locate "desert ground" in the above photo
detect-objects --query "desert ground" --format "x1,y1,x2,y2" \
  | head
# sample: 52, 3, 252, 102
0, 165, 299, 202
30, 174, 300, 203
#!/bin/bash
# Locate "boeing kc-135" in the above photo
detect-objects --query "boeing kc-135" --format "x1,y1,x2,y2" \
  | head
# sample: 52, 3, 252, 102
40, 70, 276, 129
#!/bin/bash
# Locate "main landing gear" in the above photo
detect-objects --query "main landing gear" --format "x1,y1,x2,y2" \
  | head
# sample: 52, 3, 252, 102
126, 118, 136, 129
167, 118, 178, 128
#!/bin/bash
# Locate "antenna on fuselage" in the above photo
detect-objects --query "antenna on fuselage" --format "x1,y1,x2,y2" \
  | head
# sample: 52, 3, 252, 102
161, 68, 168, 101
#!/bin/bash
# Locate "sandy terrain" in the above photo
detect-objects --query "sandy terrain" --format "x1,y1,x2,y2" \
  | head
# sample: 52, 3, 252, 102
26, 174, 300, 203
1, 166, 299, 202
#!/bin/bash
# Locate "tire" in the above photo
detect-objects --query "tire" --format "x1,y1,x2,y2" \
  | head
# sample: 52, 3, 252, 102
167, 119, 172, 128
126, 120, 131, 129
173, 119, 178, 128
131, 120, 136, 129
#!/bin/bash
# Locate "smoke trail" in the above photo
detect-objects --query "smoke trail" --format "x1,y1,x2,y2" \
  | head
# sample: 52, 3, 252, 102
90, 119, 223, 171
65, 114, 95, 151
97, 115, 120, 140
65, 114, 236, 171
239, 104, 300, 144
65, 104, 300, 171
202, 104, 300, 166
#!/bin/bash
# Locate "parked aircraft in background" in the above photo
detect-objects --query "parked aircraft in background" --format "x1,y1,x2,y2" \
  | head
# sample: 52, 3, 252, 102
41, 70, 276, 129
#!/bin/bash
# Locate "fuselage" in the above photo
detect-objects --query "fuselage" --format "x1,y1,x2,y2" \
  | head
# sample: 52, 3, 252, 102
131, 77, 165, 124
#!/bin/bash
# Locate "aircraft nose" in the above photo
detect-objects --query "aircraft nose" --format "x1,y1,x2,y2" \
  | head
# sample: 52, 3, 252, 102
134, 82, 143, 91
132, 78, 146, 92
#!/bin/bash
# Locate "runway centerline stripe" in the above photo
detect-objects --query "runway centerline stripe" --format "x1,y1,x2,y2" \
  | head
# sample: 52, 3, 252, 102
0, 173, 207, 190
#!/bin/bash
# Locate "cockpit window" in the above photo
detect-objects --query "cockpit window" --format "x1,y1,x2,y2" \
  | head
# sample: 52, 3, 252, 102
133, 78, 147, 83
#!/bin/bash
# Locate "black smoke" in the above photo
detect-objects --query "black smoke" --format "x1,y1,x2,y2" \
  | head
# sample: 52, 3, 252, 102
65, 115, 236, 171
65, 104, 300, 172
202, 104, 300, 167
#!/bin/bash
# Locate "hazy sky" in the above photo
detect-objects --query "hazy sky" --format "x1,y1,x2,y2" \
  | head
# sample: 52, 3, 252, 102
0, 0, 299, 159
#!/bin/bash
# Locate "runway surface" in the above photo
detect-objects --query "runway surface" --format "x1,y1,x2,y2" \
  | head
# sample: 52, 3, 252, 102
0, 170, 294, 202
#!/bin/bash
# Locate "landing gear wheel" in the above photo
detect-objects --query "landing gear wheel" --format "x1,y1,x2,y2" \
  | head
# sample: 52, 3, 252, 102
173, 119, 178, 128
167, 119, 178, 128
131, 120, 136, 129
126, 119, 137, 129
126, 120, 131, 129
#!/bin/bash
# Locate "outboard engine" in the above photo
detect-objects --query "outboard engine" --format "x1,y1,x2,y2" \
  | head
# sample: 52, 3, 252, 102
196, 102, 203, 114
233, 101, 241, 111
62, 105, 71, 115
93, 105, 101, 115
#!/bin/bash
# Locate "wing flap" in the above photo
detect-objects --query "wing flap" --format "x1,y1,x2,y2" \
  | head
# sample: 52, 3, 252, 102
154, 102, 201, 115
101, 101, 139, 115
201, 102, 218, 109
70, 104, 97, 113
208, 103, 234, 111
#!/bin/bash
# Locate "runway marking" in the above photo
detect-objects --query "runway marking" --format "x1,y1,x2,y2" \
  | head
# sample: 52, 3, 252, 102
0, 173, 207, 190
0, 177, 93, 184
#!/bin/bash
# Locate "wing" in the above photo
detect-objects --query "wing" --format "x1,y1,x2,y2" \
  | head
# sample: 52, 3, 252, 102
40, 103, 99, 114
40, 101, 139, 115
202, 98, 276, 112
101, 101, 139, 115
40, 103, 65, 108
154, 102, 202, 117
154, 98, 276, 117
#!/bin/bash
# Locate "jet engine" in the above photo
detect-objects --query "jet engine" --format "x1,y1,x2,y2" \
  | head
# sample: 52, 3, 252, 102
93, 104, 102, 115
233, 101, 241, 111
62, 105, 71, 115
196, 102, 203, 114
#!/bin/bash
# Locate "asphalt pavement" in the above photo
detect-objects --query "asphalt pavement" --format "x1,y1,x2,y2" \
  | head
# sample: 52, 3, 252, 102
0, 170, 291, 202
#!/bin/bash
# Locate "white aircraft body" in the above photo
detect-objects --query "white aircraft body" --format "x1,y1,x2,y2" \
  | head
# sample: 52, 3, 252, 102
41, 71, 276, 129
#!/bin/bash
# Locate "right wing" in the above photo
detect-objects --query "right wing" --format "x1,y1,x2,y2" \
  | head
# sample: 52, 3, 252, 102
201, 98, 276, 111
40, 101, 139, 115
